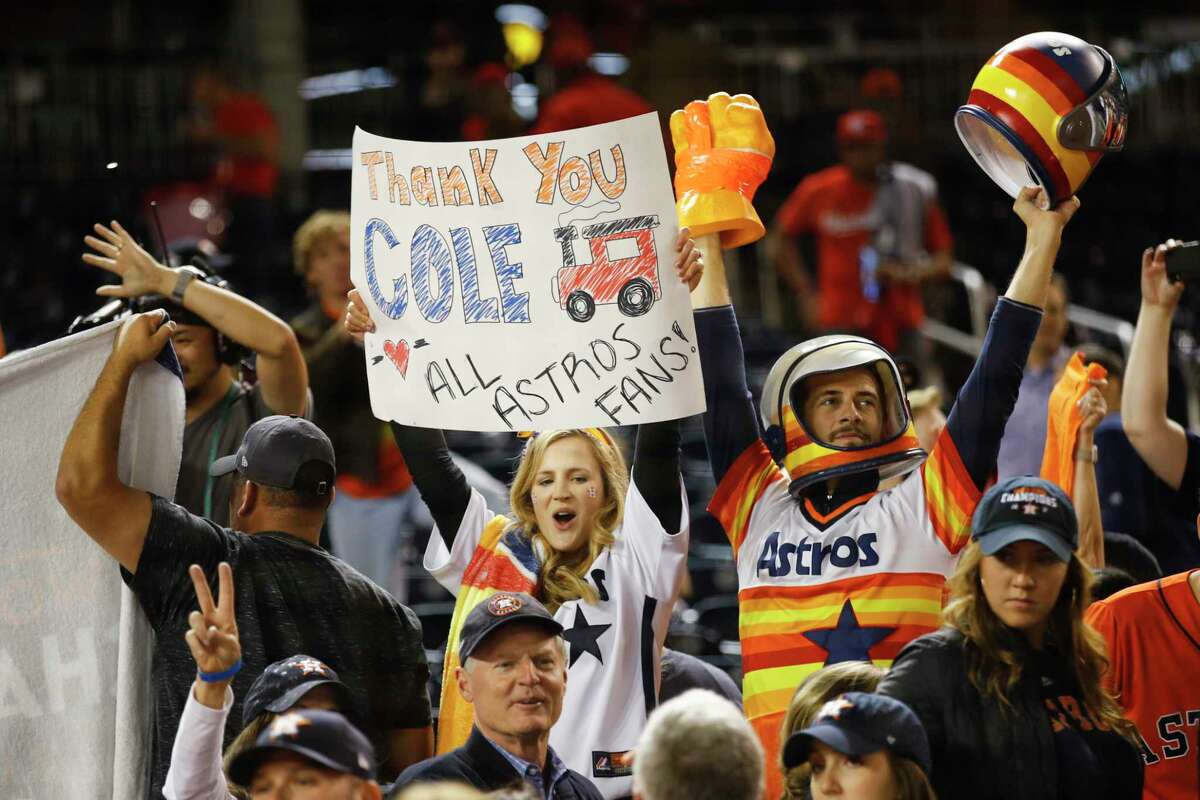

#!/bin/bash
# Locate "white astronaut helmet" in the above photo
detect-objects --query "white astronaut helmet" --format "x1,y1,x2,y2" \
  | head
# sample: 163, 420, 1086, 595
760, 333, 926, 497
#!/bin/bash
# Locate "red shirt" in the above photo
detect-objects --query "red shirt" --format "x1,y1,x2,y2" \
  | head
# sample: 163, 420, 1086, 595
530, 74, 653, 134
213, 93, 278, 198
1086, 571, 1200, 799
775, 164, 952, 351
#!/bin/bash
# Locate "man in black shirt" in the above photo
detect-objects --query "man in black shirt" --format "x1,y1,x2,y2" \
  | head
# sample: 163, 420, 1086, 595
56, 311, 433, 800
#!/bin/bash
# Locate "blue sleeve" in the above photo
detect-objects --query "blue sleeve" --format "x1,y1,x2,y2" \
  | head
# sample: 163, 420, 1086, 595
944, 297, 1043, 490
694, 305, 762, 485
1094, 419, 1146, 535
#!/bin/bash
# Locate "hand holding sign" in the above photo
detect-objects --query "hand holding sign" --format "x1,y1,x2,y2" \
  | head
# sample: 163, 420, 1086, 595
351, 114, 705, 431
670, 93, 775, 248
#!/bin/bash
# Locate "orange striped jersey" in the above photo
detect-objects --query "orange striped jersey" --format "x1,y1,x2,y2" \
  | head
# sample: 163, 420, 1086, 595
708, 428, 980, 795
1086, 571, 1200, 800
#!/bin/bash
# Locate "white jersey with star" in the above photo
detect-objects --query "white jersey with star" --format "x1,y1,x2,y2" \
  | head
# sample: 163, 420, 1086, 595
425, 480, 689, 799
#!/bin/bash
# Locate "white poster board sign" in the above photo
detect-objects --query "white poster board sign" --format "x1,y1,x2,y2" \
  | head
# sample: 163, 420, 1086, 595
351, 113, 704, 431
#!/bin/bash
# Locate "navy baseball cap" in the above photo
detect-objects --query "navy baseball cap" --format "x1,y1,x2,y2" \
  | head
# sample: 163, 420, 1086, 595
459, 592, 563, 661
209, 415, 335, 495
228, 708, 376, 785
783, 692, 931, 776
971, 476, 1078, 562
242, 654, 354, 728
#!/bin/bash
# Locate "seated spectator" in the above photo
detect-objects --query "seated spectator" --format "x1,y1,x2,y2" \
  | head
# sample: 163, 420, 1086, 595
997, 273, 1070, 478
290, 210, 427, 600
878, 476, 1142, 799
778, 662, 884, 800
1120, 242, 1200, 571
82, 220, 309, 526
632, 688, 763, 800
56, 324, 432, 800
1086, 521, 1200, 798
1088, 566, 1137, 602
781, 692, 934, 800
1103, 531, 1163, 584
391, 593, 602, 799
658, 648, 742, 708
228, 709, 382, 799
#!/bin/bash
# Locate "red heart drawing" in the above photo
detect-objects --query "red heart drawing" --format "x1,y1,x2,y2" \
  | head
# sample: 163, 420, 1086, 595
383, 339, 411, 378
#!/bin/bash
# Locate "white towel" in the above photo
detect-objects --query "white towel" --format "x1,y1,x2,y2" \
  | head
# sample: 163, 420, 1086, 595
0, 321, 184, 799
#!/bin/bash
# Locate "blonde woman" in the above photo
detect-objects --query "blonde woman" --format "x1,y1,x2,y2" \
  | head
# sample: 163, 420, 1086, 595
343, 247, 701, 800
878, 476, 1142, 799
778, 662, 884, 800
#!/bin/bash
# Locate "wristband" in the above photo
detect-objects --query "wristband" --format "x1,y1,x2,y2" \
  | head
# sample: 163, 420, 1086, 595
1074, 444, 1099, 464
171, 268, 198, 304
198, 658, 242, 683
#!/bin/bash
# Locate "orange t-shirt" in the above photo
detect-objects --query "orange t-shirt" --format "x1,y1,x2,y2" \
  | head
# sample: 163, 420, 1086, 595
1086, 571, 1200, 799
775, 165, 952, 351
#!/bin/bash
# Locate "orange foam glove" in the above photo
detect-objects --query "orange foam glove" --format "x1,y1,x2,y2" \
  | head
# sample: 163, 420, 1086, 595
1040, 352, 1107, 496
669, 92, 775, 249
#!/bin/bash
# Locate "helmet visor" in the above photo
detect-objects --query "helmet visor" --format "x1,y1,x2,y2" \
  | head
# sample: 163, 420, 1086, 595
788, 360, 908, 450
1057, 49, 1128, 151
955, 110, 1049, 200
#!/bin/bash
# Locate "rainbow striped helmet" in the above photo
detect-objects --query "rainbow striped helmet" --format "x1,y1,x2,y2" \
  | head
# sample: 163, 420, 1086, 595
760, 334, 925, 498
956, 32, 1128, 205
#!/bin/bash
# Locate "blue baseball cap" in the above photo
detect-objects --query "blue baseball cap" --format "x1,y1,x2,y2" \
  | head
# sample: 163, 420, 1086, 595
228, 708, 375, 785
971, 476, 1078, 563
782, 692, 931, 776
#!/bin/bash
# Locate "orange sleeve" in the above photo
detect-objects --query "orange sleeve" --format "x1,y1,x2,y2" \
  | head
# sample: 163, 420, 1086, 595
775, 178, 817, 237
707, 441, 785, 557
1084, 600, 1125, 697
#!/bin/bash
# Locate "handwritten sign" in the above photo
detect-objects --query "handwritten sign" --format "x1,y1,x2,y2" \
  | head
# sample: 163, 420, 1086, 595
350, 113, 704, 431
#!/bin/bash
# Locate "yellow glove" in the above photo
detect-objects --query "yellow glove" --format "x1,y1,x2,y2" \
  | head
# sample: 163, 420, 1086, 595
670, 92, 775, 249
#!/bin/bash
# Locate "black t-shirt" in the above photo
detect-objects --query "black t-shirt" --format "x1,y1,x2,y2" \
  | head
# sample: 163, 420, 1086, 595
123, 497, 431, 800
178, 381, 274, 527
1034, 650, 1140, 800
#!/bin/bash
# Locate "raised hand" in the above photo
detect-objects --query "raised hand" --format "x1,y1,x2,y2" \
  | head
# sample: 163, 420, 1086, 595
184, 562, 241, 680
111, 310, 176, 367
343, 288, 376, 342
1012, 186, 1080, 237
670, 92, 775, 249
673, 228, 704, 291
1140, 242, 1186, 311
82, 220, 173, 298
1077, 380, 1108, 438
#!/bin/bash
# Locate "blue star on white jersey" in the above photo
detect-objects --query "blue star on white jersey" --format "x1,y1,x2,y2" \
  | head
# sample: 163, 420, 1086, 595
562, 606, 611, 668
803, 599, 896, 665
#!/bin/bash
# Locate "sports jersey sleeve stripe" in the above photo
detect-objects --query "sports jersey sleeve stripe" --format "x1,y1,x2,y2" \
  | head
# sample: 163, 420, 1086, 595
708, 441, 785, 555
922, 431, 981, 554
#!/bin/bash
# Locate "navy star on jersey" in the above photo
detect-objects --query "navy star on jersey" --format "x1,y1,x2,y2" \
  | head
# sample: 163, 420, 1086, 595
562, 606, 611, 668
803, 599, 896, 665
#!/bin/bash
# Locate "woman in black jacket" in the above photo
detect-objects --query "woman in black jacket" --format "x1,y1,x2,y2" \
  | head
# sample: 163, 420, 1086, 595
878, 475, 1142, 800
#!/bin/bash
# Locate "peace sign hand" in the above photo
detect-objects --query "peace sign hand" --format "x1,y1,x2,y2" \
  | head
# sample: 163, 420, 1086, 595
184, 562, 241, 680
